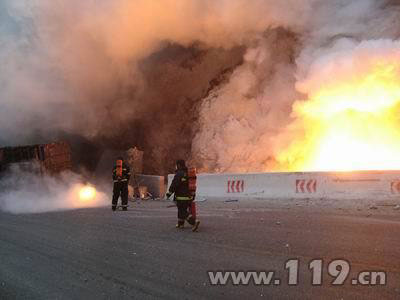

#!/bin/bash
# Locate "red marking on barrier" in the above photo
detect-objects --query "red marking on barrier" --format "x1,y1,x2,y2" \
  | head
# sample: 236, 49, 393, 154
296, 179, 317, 193
235, 180, 241, 193
227, 180, 244, 193
391, 180, 400, 194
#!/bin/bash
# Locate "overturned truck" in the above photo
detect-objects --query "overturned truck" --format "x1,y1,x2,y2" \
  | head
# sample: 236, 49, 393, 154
0, 141, 72, 175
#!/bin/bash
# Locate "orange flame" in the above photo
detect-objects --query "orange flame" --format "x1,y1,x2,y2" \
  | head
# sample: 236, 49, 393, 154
78, 185, 97, 203
277, 61, 400, 171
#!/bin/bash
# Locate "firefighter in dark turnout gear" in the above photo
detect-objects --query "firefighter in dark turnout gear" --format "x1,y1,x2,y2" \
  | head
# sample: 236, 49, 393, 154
166, 160, 200, 231
112, 157, 131, 211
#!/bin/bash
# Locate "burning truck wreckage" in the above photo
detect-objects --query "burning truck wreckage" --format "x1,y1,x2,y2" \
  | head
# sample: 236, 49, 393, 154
2, 0, 400, 298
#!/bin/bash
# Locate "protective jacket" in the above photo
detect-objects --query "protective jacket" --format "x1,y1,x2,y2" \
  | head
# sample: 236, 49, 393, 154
168, 168, 192, 201
112, 163, 130, 210
112, 164, 131, 183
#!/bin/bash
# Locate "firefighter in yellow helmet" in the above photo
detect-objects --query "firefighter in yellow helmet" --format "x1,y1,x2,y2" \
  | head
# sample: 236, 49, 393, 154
166, 159, 200, 231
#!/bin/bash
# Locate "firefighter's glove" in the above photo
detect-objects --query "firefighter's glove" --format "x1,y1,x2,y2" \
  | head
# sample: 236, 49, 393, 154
166, 192, 172, 199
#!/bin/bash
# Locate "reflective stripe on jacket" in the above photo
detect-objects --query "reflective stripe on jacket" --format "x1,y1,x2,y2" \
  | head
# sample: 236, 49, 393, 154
175, 196, 192, 201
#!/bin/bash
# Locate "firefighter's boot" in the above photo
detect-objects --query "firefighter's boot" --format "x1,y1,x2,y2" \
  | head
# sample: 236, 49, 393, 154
176, 219, 185, 229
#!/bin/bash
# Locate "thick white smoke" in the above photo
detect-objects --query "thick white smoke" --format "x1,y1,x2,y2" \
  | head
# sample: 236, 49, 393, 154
0, 164, 108, 214
192, 29, 299, 172
1, 0, 400, 173
0, 0, 309, 143
192, 0, 400, 172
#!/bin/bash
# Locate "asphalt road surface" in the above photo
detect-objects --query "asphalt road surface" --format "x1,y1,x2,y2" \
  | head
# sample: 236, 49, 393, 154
1, 199, 400, 299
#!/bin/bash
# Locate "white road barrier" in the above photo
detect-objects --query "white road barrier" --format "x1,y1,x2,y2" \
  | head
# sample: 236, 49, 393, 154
168, 171, 400, 200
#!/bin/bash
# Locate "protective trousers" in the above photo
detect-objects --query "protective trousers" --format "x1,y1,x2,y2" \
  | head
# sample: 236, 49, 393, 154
112, 182, 128, 209
176, 200, 196, 226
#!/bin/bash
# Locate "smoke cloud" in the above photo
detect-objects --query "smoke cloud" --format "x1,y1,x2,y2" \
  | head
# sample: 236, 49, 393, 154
1, 0, 400, 174
0, 164, 108, 214
192, 0, 400, 172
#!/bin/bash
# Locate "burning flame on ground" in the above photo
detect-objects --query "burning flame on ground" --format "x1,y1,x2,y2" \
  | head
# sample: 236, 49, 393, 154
78, 185, 97, 203
277, 48, 400, 171
71, 184, 105, 208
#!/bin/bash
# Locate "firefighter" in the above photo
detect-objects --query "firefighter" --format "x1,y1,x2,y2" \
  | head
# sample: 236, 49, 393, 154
112, 157, 131, 211
166, 159, 200, 231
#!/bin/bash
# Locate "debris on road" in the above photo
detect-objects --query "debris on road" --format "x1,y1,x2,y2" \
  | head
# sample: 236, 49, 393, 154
194, 198, 207, 202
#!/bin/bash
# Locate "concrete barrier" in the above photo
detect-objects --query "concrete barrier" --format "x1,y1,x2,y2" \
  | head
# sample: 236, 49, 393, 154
168, 170, 400, 200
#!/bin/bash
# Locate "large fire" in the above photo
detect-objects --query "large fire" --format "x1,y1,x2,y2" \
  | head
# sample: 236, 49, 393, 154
277, 53, 400, 171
